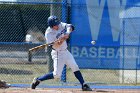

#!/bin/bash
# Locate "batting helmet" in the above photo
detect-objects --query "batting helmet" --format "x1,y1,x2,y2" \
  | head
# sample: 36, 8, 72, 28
47, 16, 60, 28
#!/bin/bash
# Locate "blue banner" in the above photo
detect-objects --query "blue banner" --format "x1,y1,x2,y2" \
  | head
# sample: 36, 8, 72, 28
70, 0, 140, 69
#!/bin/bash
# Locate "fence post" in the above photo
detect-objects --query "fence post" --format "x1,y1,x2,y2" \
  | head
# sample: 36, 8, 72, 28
50, 0, 68, 82
48, 0, 63, 72
61, 0, 68, 83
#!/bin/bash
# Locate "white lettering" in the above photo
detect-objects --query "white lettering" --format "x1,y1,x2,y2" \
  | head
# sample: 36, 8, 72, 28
86, 0, 126, 41
89, 47, 97, 57
71, 47, 79, 57
124, 48, 137, 58
80, 47, 88, 57
98, 47, 105, 58
107, 0, 126, 41
107, 48, 115, 58
115, 48, 122, 58
86, 0, 105, 40
71, 46, 138, 59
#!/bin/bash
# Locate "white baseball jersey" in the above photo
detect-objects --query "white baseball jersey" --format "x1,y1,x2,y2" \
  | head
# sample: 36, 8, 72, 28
45, 22, 69, 51
45, 22, 79, 78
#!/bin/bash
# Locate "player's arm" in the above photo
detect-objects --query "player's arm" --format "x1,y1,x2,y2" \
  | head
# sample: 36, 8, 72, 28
53, 24, 74, 46
53, 35, 69, 45
55, 24, 74, 45
66, 24, 75, 34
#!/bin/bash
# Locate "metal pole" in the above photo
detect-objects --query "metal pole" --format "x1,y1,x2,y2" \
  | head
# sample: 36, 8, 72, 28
47, 0, 62, 73
61, 0, 67, 83
48, 0, 63, 73
50, 0, 61, 19
49, 0, 68, 82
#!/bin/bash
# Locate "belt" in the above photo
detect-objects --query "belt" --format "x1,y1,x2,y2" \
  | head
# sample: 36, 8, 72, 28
52, 48, 55, 50
52, 48, 67, 51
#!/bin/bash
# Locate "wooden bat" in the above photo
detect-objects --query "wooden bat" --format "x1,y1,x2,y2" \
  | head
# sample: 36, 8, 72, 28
28, 32, 70, 52
28, 30, 72, 62
28, 41, 55, 62
28, 36, 66, 62
29, 42, 53, 52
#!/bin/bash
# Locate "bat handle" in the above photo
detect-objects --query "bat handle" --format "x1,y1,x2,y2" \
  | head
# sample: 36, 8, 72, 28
28, 51, 32, 62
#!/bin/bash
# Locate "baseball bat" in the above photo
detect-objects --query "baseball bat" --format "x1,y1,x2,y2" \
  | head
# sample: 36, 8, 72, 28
28, 37, 62, 62
28, 32, 71, 52
28, 42, 54, 62
29, 28, 72, 52
28, 31, 71, 62
29, 42, 53, 52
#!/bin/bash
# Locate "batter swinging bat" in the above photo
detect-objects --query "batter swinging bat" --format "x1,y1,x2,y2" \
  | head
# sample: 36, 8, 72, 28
29, 33, 70, 52
28, 33, 70, 62
28, 27, 73, 62
28, 39, 58, 62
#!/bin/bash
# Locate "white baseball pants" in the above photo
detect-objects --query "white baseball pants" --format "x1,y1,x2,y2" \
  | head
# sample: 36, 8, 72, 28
51, 49, 79, 78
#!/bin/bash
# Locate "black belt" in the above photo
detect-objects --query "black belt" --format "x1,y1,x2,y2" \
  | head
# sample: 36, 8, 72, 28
52, 48, 67, 51
52, 48, 55, 50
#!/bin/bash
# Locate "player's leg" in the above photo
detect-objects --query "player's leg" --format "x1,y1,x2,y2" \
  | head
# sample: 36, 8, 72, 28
31, 52, 64, 89
31, 62, 55, 89
74, 71, 92, 91
31, 72, 54, 89
65, 51, 92, 91
38, 52, 65, 80
35, 57, 61, 81
52, 57, 65, 79
66, 53, 85, 87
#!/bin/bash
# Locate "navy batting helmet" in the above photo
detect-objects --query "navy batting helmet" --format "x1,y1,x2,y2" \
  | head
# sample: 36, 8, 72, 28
47, 16, 60, 28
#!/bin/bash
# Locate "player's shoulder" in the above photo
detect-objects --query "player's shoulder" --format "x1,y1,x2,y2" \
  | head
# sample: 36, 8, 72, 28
60, 22, 72, 27
60, 22, 67, 26
59, 22, 68, 29
45, 27, 52, 34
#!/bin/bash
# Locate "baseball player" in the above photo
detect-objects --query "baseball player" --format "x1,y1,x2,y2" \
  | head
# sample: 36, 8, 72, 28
31, 16, 92, 91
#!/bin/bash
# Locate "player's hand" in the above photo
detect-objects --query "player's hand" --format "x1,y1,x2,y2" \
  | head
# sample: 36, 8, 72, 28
56, 35, 69, 45
62, 34, 69, 39
53, 34, 70, 48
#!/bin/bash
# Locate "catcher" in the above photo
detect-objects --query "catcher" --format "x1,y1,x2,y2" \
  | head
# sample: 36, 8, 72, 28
0, 80, 10, 88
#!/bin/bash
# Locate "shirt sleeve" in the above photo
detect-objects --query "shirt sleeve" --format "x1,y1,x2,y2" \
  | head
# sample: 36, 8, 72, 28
61, 22, 73, 34
45, 29, 55, 44
60, 22, 67, 29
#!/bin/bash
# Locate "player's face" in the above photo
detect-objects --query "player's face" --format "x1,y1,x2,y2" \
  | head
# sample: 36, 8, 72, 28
52, 25, 59, 30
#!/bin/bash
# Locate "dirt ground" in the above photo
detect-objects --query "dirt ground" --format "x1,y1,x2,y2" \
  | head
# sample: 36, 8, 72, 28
0, 88, 140, 93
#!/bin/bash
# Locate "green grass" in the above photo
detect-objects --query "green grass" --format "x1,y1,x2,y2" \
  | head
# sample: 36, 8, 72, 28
0, 63, 139, 86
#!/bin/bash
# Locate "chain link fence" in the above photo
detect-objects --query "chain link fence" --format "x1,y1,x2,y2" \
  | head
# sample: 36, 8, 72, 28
0, 0, 66, 85
0, 0, 140, 86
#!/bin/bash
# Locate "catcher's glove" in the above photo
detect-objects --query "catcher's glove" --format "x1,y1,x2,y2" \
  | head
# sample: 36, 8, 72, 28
0, 80, 11, 88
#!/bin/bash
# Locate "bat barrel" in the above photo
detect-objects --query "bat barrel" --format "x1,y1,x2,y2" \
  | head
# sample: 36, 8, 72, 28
28, 44, 47, 62
28, 43, 51, 62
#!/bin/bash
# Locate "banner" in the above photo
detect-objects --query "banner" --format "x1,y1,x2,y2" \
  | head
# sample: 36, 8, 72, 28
70, 0, 140, 69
